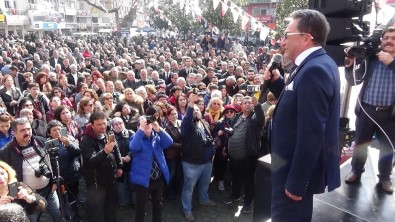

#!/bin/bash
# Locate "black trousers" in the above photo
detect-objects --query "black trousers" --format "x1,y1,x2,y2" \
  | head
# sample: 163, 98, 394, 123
134, 179, 164, 222
229, 155, 257, 205
213, 147, 228, 181
85, 182, 118, 222
351, 103, 395, 180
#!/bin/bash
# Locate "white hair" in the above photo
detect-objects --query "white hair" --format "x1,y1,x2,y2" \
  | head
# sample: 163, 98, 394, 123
211, 90, 222, 99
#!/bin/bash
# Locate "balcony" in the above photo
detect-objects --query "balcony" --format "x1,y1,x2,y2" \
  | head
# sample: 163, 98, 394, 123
4, 8, 28, 15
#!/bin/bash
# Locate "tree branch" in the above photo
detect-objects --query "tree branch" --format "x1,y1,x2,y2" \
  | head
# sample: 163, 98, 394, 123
82, 0, 121, 13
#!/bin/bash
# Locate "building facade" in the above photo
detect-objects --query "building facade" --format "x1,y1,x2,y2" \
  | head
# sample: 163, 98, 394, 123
243, 0, 278, 30
0, 0, 137, 36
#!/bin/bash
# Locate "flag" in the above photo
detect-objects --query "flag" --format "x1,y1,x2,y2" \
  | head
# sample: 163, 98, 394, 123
213, 0, 220, 10
222, 0, 229, 17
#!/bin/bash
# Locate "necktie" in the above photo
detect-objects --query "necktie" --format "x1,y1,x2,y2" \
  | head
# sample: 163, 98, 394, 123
286, 64, 298, 85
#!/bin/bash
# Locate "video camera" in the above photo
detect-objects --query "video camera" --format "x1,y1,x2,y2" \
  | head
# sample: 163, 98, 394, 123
346, 29, 382, 59
45, 138, 60, 157
144, 115, 157, 124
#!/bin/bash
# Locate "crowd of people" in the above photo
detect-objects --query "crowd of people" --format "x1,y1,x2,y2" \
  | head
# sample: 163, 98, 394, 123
0, 23, 279, 222
0, 7, 393, 222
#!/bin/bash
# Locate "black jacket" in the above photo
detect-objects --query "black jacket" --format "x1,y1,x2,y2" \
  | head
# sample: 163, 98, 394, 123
230, 104, 265, 156
181, 107, 213, 164
0, 136, 52, 185
80, 125, 123, 187
114, 129, 134, 173
0, 87, 22, 116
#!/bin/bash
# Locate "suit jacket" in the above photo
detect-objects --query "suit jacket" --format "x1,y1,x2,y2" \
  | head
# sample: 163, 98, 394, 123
49, 57, 63, 68
178, 68, 197, 79
270, 48, 341, 197
67, 72, 83, 86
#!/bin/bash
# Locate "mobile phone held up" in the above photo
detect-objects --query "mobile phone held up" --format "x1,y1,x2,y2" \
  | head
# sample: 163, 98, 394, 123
60, 127, 68, 137
8, 182, 18, 197
108, 131, 115, 143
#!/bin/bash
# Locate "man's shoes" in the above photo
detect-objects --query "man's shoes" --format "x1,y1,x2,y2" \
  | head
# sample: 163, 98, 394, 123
345, 172, 361, 183
242, 205, 252, 214
381, 181, 394, 194
218, 181, 225, 191
223, 195, 242, 205
200, 200, 216, 206
184, 213, 195, 221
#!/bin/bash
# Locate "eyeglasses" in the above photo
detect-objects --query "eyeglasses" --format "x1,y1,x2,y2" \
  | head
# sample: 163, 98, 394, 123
225, 110, 235, 114
283, 32, 314, 40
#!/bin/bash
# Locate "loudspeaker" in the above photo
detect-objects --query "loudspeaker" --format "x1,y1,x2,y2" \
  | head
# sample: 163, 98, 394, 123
309, 0, 372, 17
324, 45, 346, 66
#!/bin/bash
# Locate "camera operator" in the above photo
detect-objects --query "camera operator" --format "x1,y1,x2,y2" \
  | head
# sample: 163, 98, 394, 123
0, 118, 62, 222
46, 120, 81, 219
180, 90, 216, 221
129, 114, 173, 222
223, 96, 264, 214
80, 112, 123, 222
344, 27, 395, 194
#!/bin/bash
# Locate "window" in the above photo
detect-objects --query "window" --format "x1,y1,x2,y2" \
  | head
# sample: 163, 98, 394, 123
92, 17, 98, 23
249, 0, 271, 3
77, 17, 87, 23
68, 1, 76, 8
252, 8, 267, 16
101, 17, 110, 23
5, 1, 12, 8
79, 2, 85, 9
66, 15, 74, 23
28, 0, 36, 4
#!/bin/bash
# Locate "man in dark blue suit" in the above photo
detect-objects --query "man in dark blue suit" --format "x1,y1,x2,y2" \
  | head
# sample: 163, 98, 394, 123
265, 9, 341, 221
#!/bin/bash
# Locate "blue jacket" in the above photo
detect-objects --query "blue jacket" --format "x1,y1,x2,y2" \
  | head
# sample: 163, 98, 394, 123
0, 129, 13, 149
129, 129, 173, 188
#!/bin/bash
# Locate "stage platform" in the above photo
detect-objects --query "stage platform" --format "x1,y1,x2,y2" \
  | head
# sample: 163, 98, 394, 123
313, 147, 395, 222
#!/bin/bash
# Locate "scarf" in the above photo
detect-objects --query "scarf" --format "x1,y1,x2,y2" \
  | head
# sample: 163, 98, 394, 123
207, 107, 223, 126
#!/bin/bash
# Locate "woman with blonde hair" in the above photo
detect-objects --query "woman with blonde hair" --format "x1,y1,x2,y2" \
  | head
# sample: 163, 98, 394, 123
204, 97, 224, 129
101, 92, 116, 117
120, 88, 144, 115
145, 84, 157, 103
0, 161, 47, 219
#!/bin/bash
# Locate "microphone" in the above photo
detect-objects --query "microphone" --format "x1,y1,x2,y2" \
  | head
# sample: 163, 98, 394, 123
269, 54, 283, 73
261, 54, 283, 93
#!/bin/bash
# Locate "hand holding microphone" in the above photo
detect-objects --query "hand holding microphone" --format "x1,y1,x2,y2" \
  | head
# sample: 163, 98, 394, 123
263, 53, 283, 93
264, 54, 283, 82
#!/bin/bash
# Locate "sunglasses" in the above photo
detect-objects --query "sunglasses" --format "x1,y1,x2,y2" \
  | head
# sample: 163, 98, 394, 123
225, 110, 235, 114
